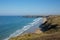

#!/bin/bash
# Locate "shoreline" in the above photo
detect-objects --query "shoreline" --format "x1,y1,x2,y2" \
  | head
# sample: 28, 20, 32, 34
22, 18, 47, 34
6, 16, 60, 40
4, 17, 44, 40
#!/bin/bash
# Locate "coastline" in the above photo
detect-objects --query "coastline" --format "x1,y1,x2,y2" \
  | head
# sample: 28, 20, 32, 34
9, 16, 60, 40
4, 17, 44, 40
23, 17, 47, 34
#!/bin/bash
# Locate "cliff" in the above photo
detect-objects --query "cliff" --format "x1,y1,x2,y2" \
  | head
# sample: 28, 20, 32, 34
39, 16, 60, 32
9, 16, 60, 40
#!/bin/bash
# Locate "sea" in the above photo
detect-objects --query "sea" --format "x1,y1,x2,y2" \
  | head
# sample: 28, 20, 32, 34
0, 16, 43, 40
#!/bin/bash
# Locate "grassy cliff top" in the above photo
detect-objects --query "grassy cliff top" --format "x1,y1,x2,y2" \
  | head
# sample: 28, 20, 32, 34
47, 16, 60, 25
9, 32, 60, 40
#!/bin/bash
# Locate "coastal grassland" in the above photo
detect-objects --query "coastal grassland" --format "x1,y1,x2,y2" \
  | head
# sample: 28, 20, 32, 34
47, 16, 60, 25
9, 16, 60, 40
9, 33, 43, 40
9, 31, 60, 40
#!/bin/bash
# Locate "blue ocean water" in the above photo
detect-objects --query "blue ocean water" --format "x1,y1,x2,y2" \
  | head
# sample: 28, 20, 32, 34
0, 16, 36, 40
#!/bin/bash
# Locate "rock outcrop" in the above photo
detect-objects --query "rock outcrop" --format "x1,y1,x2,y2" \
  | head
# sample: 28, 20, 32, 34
39, 16, 60, 32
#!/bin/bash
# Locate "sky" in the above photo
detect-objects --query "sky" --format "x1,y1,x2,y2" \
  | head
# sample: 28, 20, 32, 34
0, 0, 60, 15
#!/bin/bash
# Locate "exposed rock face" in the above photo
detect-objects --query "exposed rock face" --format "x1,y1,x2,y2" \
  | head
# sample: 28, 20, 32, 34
34, 28, 43, 34
39, 16, 60, 32
42, 18, 47, 23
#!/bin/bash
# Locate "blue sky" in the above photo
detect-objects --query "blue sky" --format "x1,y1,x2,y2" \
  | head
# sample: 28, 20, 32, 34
0, 0, 60, 15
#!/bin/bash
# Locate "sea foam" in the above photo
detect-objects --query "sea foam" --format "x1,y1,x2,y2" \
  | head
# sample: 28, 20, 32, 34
4, 17, 43, 40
